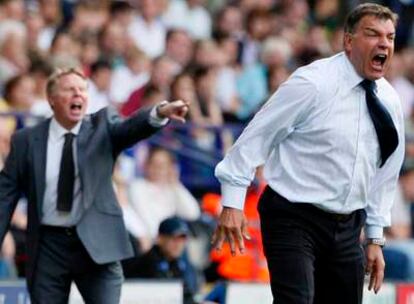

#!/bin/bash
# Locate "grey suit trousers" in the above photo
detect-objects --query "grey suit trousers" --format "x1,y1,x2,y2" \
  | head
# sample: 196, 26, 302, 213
30, 226, 123, 304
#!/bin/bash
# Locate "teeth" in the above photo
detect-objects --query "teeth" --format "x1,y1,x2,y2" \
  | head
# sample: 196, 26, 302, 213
373, 54, 387, 65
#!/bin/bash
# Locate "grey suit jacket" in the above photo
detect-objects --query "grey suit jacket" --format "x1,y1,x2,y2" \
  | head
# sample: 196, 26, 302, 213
0, 106, 161, 289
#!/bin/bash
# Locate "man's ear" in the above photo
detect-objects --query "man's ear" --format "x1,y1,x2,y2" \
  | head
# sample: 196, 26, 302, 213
343, 32, 353, 53
47, 99, 54, 110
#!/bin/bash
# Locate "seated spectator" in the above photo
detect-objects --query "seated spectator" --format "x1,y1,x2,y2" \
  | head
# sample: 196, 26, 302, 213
162, 0, 212, 40
0, 20, 29, 87
29, 59, 54, 118
165, 29, 194, 72
128, 0, 166, 58
110, 46, 151, 105
122, 147, 200, 253
87, 59, 113, 114
122, 216, 199, 304
3, 74, 36, 128
121, 55, 177, 117
98, 21, 129, 68
109, 1, 134, 30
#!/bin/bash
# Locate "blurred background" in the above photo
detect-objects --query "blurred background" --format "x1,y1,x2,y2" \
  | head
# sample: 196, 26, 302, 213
0, 0, 413, 303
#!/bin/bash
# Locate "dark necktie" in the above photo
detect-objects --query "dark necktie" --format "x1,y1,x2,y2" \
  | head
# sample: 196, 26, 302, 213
360, 79, 398, 167
57, 133, 75, 212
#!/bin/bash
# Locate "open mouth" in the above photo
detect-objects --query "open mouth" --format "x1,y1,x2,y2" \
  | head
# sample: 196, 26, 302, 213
372, 54, 387, 69
70, 104, 82, 110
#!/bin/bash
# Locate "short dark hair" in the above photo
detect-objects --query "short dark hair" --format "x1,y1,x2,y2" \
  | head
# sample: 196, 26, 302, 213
90, 59, 112, 75
109, 1, 133, 15
344, 3, 398, 34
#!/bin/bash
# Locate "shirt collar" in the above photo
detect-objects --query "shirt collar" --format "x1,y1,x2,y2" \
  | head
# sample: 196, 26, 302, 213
341, 52, 365, 93
50, 117, 82, 141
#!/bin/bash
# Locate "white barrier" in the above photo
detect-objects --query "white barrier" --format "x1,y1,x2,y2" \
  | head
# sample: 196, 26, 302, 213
69, 280, 183, 304
225, 282, 397, 304
363, 283, 396, 304
225, 283, 273, 304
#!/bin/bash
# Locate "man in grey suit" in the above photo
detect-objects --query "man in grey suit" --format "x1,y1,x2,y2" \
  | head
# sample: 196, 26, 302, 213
0, 68, 190, 303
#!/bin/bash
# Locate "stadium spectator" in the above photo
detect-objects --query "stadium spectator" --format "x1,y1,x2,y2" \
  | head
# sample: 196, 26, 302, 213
0, 20, 29, 87
108, 1, 134, 30
3, 74, 36, 128
29, 59, 54, 118
110, 46, 151, 105
162, 0, 212, 39
98, 21, 130, 68
165, 29, 194, 72
123, 146, 200, 253
121, 55, 177, 116
128, 0, 166, 58
37, 0, 61, 52
213, 5, 244, 40
123, 216, 199, 304
87, 59, 113, 114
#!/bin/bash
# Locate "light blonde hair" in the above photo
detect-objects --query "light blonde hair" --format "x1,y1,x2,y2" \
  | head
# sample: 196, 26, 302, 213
46, 67, 86, 97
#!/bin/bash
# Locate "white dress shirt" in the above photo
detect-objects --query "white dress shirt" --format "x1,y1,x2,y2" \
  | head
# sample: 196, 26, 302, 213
42, 118, 83, 226
42, 106, 169, 227
215, 52, 405, 239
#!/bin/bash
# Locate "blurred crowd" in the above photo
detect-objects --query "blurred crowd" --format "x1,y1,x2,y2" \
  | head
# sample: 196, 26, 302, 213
0, 0, 414, 303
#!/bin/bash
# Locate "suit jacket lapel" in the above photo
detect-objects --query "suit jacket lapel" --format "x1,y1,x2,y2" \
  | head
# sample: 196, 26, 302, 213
77, 117, 94, 209
32, 119, 50, 217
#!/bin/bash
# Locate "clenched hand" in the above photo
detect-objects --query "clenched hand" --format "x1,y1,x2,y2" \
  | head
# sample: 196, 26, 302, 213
157, 100, 190, 123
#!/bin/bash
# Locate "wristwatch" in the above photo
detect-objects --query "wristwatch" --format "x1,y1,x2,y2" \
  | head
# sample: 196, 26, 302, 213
366, 237, 386, 248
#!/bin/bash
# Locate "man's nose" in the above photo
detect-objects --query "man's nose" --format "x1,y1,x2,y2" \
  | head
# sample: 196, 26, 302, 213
73, 88, 83, 95
378, 35, 392, 49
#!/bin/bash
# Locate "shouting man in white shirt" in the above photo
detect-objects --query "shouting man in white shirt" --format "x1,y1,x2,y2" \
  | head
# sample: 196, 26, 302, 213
212, 3, 404, 304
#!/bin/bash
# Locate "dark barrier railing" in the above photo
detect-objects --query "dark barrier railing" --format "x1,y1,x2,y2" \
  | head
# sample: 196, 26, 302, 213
0, 111, 245, 192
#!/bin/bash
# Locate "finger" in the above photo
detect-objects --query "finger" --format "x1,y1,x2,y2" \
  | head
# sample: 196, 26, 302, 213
170, 114, 186, 123
368, 272, 375, 291
234, 228, 245, 254
225, 229, 237, 256
241, 218, 251, 241
211, 227, 225, 251
365, 258, 373, 276
374, 267, 385, 294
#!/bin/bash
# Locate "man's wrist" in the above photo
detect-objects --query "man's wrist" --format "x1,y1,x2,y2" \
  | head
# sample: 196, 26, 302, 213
156, 100, 169, 118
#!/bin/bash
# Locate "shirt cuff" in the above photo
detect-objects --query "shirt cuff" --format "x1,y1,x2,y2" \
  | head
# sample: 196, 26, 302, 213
149, 104, 169, 127
365, 225, 384, 239
221, 184, 247, 210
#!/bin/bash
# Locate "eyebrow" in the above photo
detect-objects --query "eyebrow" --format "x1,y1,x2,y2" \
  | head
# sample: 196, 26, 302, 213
363, 27, 395, 36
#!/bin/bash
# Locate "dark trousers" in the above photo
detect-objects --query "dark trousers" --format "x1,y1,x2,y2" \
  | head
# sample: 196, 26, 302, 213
30, 226, 123, 304
258, 187, 366, 304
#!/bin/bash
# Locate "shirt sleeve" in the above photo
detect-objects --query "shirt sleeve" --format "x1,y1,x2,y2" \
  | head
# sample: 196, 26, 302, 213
148, 103, 169, 127
215, 72, 318, 210
365, 97, 405, 239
